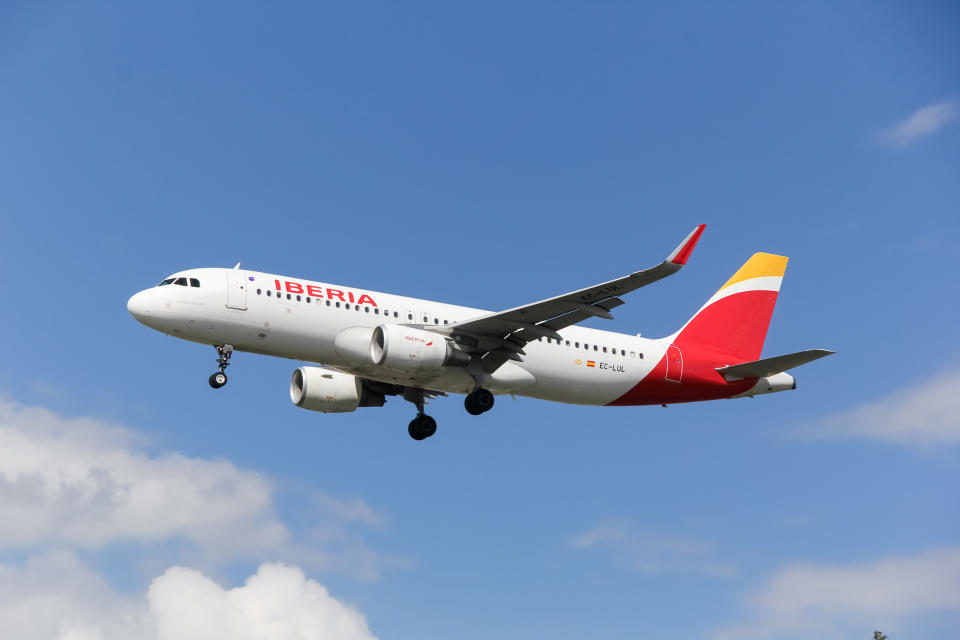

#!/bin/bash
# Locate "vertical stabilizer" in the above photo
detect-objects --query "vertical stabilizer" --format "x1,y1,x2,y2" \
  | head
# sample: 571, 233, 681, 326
670, 253, 788, 361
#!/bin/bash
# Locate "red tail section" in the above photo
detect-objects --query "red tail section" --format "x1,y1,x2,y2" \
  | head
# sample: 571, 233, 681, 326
671, 253, 788, 361
608, 253, 789, 406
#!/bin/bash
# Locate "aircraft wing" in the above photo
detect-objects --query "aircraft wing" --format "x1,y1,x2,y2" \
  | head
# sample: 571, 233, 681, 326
444, 224, 706, 373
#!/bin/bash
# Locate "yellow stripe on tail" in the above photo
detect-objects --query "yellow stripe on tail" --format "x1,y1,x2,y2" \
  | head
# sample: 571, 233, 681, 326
719, 253, 789, 291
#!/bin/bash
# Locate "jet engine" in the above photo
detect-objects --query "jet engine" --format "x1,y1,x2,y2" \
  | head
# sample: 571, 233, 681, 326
290, 367, 381, 413
370, 324, 469, 373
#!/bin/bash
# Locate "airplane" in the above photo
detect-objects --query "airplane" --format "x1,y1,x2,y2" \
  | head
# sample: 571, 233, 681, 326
126, 225, 832, 440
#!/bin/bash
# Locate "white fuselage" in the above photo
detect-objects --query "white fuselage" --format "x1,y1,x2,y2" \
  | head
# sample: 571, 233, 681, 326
127, 268, 667, 406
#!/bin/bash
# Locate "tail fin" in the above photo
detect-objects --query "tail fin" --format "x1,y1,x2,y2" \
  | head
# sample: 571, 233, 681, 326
670, 253, 788, 361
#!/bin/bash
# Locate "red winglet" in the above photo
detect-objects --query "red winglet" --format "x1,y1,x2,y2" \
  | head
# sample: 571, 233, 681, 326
666, 224, 706, 265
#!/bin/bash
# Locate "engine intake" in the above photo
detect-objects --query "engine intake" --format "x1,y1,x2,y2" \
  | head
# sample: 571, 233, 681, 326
370, 324, 469, 373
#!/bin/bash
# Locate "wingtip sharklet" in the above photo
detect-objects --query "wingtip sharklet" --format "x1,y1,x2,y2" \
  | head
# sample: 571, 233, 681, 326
666, 224, 706, 265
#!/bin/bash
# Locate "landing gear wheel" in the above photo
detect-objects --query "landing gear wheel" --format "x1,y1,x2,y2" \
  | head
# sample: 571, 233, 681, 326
465, 388, 495, 415
209, 344, 233, 389
408, 415, 437, 440
465, 396, 483, 415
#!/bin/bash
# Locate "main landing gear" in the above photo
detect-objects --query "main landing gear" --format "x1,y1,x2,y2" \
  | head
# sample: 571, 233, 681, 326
408, 414, 437, 441
464, 388, 494, 416
404, 388, 437, 441
208, 344, 233, 389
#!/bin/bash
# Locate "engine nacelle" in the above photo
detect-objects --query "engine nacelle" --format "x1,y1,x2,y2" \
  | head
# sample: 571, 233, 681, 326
290, 367, 362, 413
370, 324, 469, 373
730, 372, 797, 398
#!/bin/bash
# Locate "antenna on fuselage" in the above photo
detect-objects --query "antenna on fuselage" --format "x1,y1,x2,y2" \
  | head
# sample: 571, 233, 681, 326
233, 262, 241, 270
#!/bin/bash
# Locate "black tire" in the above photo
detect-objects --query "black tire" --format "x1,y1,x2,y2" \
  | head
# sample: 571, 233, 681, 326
464, 394, 483, 415
209, 372, 227, 389
420, 414, 437, 438
473, 388, 495, 413
408, 418, 425, 440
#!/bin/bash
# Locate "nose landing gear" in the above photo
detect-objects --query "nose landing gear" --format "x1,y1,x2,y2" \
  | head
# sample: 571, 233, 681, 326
208, 344, 233, 389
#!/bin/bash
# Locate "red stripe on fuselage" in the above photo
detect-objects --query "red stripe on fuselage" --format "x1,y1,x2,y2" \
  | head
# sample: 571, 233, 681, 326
608, 290, 778, 406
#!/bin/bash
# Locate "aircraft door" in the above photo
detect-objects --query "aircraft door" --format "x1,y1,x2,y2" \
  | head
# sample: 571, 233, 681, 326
226, 270, 248, 310
665, 345, 682, 383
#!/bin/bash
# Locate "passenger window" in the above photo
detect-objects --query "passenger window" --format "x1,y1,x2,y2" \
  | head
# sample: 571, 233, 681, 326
287, 293, 291, 300
326, 300, 331, 306
434, 318, 438, 324
157, 278, 175, 286
575, 342, 580, 348
630, 351, 635, 358
336, 302, 341, 308
190, 278, 200, 288
602, 347, 607, 353
565, 340, 570, 346
267, 290, 272, 297
594, 345, 598, 351
306, 297, 311, 303
174, 277, 188, 286
621, 349, 626, 356
639, 353, 644, 359
375, 308, 380, 314
584, 344, 589, 350
394, 312, 399, 318
443, 320, 448, 325
408, 313, 413, 320
296, 295, 301, 302
365, 307, 370, 313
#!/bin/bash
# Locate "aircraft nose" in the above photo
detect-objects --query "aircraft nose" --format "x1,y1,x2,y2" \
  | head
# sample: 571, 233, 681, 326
127, 290, 151, 322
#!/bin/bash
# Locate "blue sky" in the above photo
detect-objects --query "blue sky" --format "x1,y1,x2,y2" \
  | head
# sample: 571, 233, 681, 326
1, 2, 958, 638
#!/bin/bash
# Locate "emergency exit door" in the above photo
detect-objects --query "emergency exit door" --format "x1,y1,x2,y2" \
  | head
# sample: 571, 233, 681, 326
665, 345, 683, 383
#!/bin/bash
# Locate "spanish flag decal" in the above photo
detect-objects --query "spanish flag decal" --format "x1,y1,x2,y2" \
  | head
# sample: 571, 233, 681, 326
587, 360, 596, 367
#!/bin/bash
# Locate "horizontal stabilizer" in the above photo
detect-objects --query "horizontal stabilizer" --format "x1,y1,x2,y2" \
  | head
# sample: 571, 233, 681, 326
716, 349, 834, 381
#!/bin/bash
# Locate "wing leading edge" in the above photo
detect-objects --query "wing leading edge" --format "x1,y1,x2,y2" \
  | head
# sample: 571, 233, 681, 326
444, 224, 706, 373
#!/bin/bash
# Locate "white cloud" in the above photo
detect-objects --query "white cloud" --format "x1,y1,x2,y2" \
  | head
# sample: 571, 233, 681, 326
0, 398, 405, 578
0, 551, 146, 640
0, 399, 288, 555
571, 523, 737, 578
714, 547, 960, 639
807, 368, 960, 445
878, 99, 958, 148
0, 553, 376, 640
148, 563, 375, 640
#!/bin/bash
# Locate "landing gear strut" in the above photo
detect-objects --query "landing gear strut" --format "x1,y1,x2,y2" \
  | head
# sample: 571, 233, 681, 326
464, 388, 494, 415
208, 344, 233, 389
404, 388, 437, 440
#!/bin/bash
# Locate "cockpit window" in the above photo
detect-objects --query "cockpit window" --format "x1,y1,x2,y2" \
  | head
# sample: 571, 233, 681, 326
158, 278, 175, 286
190, 278, 200, 288
174, 277, 188, 286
